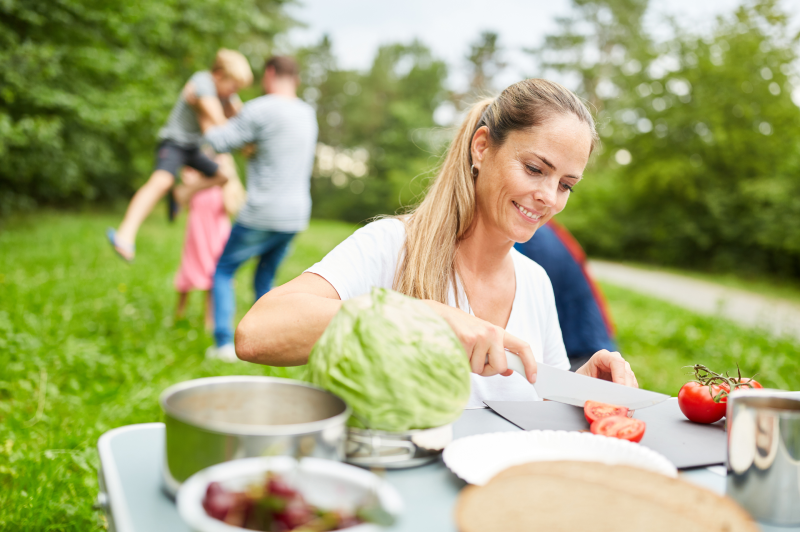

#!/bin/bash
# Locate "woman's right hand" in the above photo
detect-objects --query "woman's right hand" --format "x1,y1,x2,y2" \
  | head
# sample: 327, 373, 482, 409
424, 300, 538, 383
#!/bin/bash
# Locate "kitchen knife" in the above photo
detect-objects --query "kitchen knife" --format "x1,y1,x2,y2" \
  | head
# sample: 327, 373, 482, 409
504, 353, 670, 410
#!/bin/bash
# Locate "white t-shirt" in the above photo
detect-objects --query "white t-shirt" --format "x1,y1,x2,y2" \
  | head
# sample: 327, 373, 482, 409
305, 218, 570, 409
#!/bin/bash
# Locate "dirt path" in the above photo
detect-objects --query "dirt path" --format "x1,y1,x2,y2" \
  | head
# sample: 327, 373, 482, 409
588, 260, 800, 343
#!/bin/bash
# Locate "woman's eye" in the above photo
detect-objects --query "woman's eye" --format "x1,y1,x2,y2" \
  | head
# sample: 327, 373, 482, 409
559, 182, 574, 192
525, 165, 542, 175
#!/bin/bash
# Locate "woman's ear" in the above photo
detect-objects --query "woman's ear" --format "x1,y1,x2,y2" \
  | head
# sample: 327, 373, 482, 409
471, 126, 490, 170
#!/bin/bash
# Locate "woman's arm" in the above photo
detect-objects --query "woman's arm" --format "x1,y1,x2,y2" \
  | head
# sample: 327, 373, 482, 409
235, 273, 342, 365
235, 271, 540, 383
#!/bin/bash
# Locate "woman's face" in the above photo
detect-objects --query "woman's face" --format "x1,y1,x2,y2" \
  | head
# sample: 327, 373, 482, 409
471, 114, 592, 243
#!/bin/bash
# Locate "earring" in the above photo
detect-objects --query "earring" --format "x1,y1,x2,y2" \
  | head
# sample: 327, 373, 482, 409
470, 164, 478, 177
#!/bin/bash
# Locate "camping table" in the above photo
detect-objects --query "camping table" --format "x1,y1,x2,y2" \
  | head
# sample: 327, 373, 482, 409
96, 409, 796, 532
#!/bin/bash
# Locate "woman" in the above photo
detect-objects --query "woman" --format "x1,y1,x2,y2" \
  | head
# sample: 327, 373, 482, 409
236, 79, 638, 408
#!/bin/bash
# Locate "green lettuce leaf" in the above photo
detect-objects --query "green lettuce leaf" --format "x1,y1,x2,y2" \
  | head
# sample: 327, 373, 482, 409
308, 288, 471, 432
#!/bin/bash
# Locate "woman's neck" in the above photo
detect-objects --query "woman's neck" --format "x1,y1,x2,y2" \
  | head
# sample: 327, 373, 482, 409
456, 214, 515, 276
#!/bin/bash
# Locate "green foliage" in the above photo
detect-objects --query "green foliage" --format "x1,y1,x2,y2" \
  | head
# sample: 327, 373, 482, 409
0, 0, 294, 214
539, 0, 800, 278
299, 37, 449, 222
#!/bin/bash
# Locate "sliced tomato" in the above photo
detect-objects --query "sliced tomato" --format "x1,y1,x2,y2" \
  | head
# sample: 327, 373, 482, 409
678, 381, 727, 424
590, 415, 646, 443
584, 400, 630, 424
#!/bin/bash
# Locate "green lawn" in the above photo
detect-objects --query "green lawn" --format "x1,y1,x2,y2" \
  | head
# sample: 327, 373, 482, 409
1, 211, 799, 531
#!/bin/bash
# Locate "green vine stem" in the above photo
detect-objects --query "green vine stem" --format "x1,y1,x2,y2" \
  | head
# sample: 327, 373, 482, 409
683, 364, 759, 403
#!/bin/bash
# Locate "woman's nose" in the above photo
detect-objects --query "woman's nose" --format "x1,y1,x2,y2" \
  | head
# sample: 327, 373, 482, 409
533, 180, 558, 207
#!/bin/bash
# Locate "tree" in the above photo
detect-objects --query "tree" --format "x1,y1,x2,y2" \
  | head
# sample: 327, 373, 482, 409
0, 0, 295, 213
532, 0, 800, 277
299, 38, 449, 222
466, 31, 507, 99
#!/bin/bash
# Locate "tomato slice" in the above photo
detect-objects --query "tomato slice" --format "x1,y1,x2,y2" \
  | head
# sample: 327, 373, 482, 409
583, 400, 630, 424
590, 415, 646, 443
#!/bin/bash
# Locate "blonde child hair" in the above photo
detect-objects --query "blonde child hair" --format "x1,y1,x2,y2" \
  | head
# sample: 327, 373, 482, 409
213, 49, 254, 88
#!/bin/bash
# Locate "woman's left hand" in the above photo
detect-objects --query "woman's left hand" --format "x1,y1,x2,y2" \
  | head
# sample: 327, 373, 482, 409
576, 349, 639, 388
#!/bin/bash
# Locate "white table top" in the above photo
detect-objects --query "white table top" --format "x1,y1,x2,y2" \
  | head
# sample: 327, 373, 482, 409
96, 409, 791, 532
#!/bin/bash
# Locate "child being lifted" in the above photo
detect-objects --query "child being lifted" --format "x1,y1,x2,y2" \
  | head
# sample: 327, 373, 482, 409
107, 49, 253, 262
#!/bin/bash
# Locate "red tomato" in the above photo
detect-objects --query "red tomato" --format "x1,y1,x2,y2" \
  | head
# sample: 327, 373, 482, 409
678, 382, 727, 424
583, 400, 630, 424
590, 415, 646, 443
726, 378, 763, 391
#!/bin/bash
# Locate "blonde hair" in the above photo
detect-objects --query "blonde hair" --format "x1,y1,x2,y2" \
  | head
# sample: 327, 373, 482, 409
213, 49, 254, 87
393, 78, 598, 306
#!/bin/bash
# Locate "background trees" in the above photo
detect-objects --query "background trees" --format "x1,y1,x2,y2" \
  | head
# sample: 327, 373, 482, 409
0, 0, 293, 212
539, 0, 800, 277
2, 0, 799, 278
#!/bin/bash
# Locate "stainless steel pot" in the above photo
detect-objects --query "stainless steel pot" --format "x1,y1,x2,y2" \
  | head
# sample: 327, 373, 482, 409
726, 389, 800, 526
160, 376, 350, 496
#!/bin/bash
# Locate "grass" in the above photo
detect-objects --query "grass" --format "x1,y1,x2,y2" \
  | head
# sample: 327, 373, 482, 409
1, 210, 799, 531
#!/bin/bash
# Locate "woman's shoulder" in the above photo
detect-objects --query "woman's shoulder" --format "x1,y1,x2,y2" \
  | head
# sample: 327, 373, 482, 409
356, 217, 407, 239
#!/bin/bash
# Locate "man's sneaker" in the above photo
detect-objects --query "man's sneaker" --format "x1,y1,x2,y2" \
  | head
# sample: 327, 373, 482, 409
205, 344, 238, 363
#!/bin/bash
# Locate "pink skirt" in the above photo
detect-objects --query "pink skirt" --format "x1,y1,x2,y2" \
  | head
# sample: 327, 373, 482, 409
174, 187, 231, 292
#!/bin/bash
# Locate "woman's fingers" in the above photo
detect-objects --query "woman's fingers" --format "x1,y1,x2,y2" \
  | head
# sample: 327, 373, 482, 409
503, 331, 538, 383
470, 338, 491, 375
578, 350, 639, 388
483, 333, 507, 377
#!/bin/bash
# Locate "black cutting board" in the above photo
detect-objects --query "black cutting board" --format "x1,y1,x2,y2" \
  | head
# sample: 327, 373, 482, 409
484, 398, 726, 470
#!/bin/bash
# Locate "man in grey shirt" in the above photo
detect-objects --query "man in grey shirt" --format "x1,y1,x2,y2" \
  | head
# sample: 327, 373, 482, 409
203, 56, 318, 361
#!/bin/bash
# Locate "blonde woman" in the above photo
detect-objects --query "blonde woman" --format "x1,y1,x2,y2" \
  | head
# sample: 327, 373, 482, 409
236, 79, 638, 407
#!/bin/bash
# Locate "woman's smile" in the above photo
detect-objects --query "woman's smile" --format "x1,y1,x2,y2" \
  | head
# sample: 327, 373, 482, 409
512, 200, 543, 223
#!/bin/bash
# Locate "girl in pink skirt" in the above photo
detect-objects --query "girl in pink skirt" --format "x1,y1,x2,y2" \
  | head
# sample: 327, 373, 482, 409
174, 166, 244, 329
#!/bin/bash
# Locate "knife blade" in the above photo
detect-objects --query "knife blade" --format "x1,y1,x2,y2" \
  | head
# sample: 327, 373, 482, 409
504, 353, 670, 410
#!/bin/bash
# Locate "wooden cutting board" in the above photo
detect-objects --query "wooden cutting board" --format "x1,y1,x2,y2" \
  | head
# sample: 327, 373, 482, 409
455, 461, 756, 532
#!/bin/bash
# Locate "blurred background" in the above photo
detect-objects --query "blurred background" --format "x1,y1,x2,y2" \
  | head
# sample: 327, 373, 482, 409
3, 0, 800, 275
2, 0, 800, 530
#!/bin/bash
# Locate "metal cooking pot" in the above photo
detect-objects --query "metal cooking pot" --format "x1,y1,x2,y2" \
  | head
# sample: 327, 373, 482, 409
160, 376, 350, 496
726, 389, 800, 526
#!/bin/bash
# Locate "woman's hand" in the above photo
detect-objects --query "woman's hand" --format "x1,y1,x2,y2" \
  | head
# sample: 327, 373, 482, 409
576, 349, 638, 388
424, 300, 538, 383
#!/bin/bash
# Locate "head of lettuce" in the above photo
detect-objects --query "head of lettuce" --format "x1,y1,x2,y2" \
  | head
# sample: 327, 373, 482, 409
308, 288, 471, 432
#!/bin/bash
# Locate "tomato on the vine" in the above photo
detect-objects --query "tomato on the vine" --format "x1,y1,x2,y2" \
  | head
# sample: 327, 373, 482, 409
678, 364, 762, 424
678, 382, 728, 424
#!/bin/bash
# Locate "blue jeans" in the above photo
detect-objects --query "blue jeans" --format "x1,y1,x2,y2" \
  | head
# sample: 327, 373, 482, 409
212, 223, 295, 347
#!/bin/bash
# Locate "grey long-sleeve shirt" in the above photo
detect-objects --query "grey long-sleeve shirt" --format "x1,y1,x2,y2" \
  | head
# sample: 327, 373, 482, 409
205, 94, 318, 232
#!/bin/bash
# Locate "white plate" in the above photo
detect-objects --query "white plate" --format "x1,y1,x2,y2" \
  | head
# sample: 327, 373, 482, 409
177, 456, 403, 532
443, 430, 677, 486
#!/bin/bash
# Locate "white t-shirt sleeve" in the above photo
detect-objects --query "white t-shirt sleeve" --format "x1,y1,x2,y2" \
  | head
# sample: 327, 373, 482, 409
305, 218, 406, 300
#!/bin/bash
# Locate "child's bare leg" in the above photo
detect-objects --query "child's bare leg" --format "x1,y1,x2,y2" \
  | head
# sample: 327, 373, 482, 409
116, 170, 175, 248
176, 291, 189, 320
204, 291, 214, 332
173, 155, 233, 206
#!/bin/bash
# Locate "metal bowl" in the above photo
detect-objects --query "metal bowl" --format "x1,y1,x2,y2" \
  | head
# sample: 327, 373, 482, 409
346, 424, 453, 469
160, 376, 350, 495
